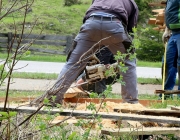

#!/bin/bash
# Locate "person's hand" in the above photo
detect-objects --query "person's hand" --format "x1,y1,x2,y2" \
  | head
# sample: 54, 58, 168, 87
162, 27, 171, 44
76, 78, 84, 90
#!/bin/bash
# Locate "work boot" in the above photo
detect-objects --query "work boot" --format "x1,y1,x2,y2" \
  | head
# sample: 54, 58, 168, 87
177, 66, 180, 99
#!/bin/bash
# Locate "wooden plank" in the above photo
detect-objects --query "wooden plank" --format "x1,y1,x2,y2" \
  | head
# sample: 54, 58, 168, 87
152, 9, 164, 13
0, 33, 9, 38
12, 40, 67, 46
0, 97, 35, 102
158, 25, 166, 29
114, 108, 180, 117
156, 15, 164, 21
155, 90, 180, 94
153, 27, 160, 31
171, 106, 180, 111
0, 38, 8, 43
29, 48, 66, 55
148, 18, 156, 25
0, 105, 180, 124
0, 98, 160, 106
16, 34, 68, 41
0, 34, 68, 41
155, 20, 164, 25
127, 121, 142, 128
148, 3, 166, 6
51, 119, 77, 125
101, 127, 180, 136
64, 98, 162, 107
1, 97, 179, 107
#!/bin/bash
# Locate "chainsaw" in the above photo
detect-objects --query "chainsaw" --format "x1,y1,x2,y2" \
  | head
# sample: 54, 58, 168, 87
85, 62, 119, 83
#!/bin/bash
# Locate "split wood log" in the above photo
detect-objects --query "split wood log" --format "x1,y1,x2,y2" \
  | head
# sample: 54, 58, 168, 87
101, 127, 180, 136
1, 105, 180, 125
114, 108, 180, 117
64, 87, 89, 98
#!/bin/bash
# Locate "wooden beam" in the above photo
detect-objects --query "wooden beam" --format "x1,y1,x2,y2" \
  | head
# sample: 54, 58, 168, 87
155, 90, 180, 94
171, 106, 180, 111
152, 9, 164, 13
148, 3, 166, 6
114, 108, 180, 117
0, 97, 35, 102
0, 97, 164, 107
156, 15, 164, 21
64, 98, 162, 107
101, 127, 180, 136
1, 105, 180, 124
158, 25, 166, 29
153, 27, 161, 31
155, 20, 164, 25
148, 18, 156, 25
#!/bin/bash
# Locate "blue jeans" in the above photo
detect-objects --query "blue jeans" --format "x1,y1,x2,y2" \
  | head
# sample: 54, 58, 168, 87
160, 32, 180, 98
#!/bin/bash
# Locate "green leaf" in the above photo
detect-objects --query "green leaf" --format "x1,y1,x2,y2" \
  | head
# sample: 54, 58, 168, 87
68, 132, 77, 140
43, 98, 49, 104
0, 111, 9, 117
39, 123, 46, 130
9, 111, 17, 117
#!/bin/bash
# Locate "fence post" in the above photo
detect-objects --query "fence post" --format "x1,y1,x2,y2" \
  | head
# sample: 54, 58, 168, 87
65, 34, 75, 54
7, 32, 12, 53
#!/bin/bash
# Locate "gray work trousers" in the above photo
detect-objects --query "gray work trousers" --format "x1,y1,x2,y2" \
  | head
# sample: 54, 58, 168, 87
54, 17, 138, 103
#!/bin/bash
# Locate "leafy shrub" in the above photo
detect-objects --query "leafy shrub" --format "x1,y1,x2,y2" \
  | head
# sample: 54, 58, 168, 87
136, 27, 164, 62
136, 40, 164, 61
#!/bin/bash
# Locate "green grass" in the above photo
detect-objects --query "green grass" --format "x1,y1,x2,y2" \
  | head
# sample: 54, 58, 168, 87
1, 90, 180, 109
12, 72, 58, 79
1, 0, 91, 34
149, 99, 180, 109
11, 72, 170, 86
137, 60, 161, 68
0, 90, 43, 98
0, 53, 162, 67
0, 53, 67, 62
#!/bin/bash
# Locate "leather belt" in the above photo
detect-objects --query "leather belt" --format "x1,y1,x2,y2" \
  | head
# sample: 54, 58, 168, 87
88, 16, 120, 21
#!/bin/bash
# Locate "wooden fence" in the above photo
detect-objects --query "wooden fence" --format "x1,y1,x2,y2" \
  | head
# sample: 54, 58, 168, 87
0, 32, 75, 55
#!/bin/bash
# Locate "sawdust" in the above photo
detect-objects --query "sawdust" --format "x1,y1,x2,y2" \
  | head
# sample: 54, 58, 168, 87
53, 102, 147, 129
75, 101, 146, 112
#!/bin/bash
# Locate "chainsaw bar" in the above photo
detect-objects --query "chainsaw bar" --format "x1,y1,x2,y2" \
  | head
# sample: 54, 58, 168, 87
70, 81, 89, 88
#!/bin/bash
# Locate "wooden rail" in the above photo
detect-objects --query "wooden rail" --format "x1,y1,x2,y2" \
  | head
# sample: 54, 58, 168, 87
101, 127, 180, 136
0, 32, 74, 55
0, 97, 162, 107
0, 105, 180, 125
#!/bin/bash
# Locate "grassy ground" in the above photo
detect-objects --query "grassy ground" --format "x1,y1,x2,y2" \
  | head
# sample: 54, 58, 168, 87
11, 72, 169, 85
1, 0, 91, 35
1, 90, 180, 109
0, 53, 161, 67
